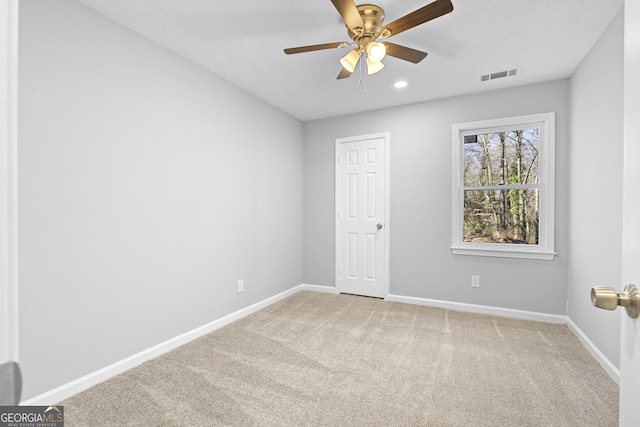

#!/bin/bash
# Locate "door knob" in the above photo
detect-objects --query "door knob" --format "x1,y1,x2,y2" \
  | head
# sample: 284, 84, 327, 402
591, 284, 640, 318
376, 223, 383, 230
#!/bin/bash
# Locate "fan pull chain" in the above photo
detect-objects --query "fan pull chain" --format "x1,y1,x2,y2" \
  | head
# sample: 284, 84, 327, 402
361, 56, 368, 94
364, 70, 368, 94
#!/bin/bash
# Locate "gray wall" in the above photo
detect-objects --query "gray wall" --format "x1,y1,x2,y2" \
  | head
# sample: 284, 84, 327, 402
304, 81, 569, 314
568, 10, 624, 369
18, 0, 303, 400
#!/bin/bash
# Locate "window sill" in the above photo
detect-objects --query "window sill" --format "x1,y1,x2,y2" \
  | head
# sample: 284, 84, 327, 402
451, 246, 556, 261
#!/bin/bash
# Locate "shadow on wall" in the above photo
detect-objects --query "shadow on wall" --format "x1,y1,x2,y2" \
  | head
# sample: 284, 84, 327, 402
0, 361, 22, 405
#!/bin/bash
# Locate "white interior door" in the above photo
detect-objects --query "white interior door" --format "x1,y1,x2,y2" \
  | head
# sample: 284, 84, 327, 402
336, 133, 389, 298
619, 2, 640, 425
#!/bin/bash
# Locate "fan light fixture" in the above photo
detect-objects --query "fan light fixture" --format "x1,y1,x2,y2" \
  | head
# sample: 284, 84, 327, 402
366, 41, 386, 63
366, 57, 385, 75
340, 49, 361, 73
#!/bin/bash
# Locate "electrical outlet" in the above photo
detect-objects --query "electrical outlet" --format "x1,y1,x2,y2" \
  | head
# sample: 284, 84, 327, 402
471, 275, 480, 288
237, 279, 244, 293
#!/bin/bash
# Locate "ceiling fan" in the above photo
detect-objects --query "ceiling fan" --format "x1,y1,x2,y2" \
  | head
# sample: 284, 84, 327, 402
284, 0, 454, 79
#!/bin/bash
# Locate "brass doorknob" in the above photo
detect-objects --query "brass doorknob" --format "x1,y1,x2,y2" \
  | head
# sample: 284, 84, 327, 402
591, 284, 640, 318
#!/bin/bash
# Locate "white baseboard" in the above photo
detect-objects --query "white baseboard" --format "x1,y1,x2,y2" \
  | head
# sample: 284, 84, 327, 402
386, 293, 567, 324
566, 317, 620, 385
301, 284, 338, 294
21, 285, 303, 406
22, 284, 619, 404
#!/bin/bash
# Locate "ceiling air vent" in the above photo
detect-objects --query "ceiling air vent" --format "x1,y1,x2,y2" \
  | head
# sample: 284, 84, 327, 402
480, 67, 520, 82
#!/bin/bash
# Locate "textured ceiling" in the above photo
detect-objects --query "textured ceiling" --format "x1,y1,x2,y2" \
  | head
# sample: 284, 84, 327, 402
76, 0, 624, 121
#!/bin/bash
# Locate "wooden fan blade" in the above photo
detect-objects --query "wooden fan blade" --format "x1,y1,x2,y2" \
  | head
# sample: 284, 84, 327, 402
337, 67, 353, 79
383, 42, 428, 64
284, 42, 349, 55
330, 0, 365, 32
380, 0, 453, 38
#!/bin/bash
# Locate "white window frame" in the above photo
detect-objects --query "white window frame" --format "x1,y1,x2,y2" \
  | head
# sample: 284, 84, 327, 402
451, 112, 556, 260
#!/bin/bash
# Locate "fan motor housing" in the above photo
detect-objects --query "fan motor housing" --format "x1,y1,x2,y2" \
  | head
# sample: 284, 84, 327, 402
347, 4, 385, 41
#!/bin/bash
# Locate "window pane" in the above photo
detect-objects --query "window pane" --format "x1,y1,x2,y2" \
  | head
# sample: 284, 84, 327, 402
464, 128, 539, 187
463, 189, 539, 244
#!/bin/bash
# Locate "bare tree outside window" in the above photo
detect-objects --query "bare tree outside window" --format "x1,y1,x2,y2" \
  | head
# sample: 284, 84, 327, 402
462, 128, 540, 244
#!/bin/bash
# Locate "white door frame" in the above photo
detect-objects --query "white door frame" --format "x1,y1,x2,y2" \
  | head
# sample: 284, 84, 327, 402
1, 0, 19, 364
335, 132, 390, 298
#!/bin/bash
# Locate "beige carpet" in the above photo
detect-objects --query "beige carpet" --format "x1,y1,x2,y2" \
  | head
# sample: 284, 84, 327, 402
61, 291, 618, 426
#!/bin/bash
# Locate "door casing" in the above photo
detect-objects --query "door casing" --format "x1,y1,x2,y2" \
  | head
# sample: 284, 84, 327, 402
0, 0, 19, 365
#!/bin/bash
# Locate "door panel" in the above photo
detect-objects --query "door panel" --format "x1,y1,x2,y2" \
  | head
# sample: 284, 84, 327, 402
620, 3, 640, 425
337, 134, 388, 298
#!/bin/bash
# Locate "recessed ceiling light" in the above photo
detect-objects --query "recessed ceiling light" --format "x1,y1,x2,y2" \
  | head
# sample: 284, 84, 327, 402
394, 81, 408, 89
